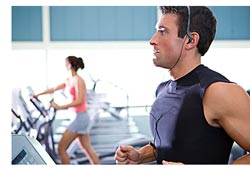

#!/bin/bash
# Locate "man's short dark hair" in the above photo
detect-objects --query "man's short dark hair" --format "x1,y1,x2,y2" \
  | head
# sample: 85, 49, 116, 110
159, 6, 217, 56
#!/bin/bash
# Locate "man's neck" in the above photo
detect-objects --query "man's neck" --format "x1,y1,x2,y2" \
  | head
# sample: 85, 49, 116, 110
169, 60, 201, 80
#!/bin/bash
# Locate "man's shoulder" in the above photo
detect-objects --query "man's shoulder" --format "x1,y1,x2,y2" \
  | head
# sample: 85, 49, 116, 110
197, 65, 230, 86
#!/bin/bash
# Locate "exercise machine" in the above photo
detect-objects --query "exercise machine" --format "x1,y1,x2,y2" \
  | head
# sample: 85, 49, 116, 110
12, 134, 55, 165
29, 96, 58, 163
11, 88, 42, 137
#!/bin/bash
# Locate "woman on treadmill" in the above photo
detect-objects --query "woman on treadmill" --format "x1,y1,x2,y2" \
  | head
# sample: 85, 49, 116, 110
33, 56, 99, 164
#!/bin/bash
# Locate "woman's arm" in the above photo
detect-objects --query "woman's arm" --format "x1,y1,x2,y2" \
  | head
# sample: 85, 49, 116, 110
55, 77, 86, 110
33, 83, 66, 98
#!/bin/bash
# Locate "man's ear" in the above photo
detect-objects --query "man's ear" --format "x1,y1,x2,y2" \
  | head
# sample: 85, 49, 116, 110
186, 32, 199, 48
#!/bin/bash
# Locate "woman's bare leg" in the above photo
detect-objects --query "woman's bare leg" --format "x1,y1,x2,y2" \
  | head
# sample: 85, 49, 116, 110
57, 130, 78, 164
77, 134, 100, 164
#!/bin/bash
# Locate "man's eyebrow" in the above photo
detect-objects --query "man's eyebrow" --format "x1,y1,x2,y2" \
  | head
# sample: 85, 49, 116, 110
155, 25, 169, 31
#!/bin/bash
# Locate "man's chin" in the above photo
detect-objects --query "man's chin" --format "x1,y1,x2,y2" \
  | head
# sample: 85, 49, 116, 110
152, 58, 157, 65
152, 59, 160, 67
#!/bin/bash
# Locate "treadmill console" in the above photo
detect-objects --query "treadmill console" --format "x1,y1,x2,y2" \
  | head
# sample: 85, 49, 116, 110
12, 134, 55, 165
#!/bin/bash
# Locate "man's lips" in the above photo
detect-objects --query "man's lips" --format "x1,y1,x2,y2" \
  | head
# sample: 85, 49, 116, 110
153, 49, 160, 54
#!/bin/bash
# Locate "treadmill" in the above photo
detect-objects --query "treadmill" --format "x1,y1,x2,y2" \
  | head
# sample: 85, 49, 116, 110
12, 134, 55, 165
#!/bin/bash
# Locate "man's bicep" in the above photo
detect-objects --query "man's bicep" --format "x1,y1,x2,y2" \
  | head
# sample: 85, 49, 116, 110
219, 84, 250, 152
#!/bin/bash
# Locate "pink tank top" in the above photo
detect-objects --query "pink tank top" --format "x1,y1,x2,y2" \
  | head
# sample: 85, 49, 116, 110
65, 77, 87, 113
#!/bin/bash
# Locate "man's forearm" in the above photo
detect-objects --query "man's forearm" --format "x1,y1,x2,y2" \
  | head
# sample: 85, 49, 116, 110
137, 144, 156, 164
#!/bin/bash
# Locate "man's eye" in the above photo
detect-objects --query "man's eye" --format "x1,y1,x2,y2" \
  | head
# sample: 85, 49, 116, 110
157, 26, 167, 35
159, 30, 166, 35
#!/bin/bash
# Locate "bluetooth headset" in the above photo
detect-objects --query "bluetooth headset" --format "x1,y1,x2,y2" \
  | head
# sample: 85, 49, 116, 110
169, 6, 193, 70
186, 6, 193, 44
